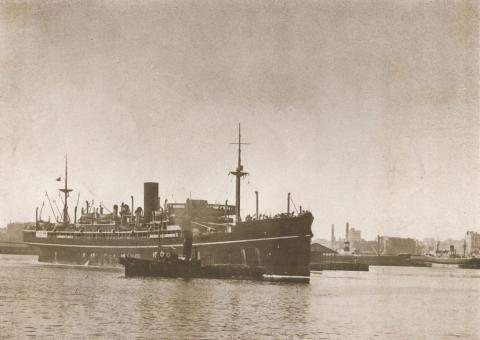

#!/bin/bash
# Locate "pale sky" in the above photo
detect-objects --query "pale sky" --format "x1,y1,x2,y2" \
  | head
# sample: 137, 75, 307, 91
0, 0, 478, 240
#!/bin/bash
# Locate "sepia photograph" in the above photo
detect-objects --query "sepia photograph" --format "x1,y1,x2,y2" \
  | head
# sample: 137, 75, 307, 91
0, 0, 479, 339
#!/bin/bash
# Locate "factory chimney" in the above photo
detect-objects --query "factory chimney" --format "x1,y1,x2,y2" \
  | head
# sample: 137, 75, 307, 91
331, 224, 335, 249
287, 192, 291, 215
255, 191, 259, 220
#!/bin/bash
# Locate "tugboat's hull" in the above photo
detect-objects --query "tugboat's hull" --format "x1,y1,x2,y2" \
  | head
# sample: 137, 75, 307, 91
24, 213, 313, 278
119, 256, 202, 278
119, 256, 265, 280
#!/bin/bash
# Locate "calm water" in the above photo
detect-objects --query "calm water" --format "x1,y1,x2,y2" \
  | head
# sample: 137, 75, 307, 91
1, 255, 479, 339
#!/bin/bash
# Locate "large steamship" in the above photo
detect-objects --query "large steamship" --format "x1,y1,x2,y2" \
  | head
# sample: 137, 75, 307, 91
23, 127, 314, 278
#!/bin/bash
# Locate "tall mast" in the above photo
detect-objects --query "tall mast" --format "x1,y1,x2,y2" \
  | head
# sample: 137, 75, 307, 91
230, 124, 249, 222
59, 154, 73, 226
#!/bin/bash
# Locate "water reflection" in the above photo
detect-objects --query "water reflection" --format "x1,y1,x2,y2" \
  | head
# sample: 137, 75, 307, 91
1, 255, 479, 339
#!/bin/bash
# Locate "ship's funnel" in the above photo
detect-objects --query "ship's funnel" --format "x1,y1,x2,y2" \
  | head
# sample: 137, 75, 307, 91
144, 182, 159, 223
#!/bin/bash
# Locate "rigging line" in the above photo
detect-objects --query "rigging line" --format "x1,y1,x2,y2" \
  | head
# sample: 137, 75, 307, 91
214, 174, 231, 202
289, 195, 299, 214
100, 202, 112, 213
227, 176, 235, 200
39, 201, 45, 219
191, 221, 215, 231
45, 192, 58, 222
77, 187, 114, 214
53, 199, 63, 221
58, 192, 65, 206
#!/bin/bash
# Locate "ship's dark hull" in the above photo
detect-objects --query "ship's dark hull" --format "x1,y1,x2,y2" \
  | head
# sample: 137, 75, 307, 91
24, 213, 313, 277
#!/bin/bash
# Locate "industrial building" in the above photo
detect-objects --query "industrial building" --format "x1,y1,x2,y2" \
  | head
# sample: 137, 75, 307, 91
466, 231, 480, 256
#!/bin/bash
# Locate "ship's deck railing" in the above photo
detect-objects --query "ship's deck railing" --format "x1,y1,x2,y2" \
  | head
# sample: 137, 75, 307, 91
243, 211, 311, 222
28, 229, 183, 240
168, 203, 236, 216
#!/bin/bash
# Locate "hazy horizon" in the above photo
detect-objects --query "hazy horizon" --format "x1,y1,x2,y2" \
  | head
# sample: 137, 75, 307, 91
1, 1, 478, 240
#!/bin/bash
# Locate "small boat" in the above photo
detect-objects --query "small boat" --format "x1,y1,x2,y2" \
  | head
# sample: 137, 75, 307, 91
422, 255, 468, 265
119, 255, 265, 280
119, 252, 201, 278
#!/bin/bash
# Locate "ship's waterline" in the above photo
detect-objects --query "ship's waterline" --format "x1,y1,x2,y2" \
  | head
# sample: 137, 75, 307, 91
24, 234, 308, 249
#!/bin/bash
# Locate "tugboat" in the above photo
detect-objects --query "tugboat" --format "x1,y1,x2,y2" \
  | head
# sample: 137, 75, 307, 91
119, 200, 266, 280
24, 125, 314, 281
